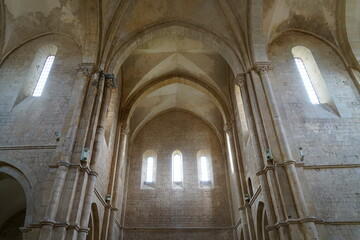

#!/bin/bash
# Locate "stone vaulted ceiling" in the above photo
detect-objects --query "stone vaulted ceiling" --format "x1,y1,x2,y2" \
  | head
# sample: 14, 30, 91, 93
0, 0, 358, 140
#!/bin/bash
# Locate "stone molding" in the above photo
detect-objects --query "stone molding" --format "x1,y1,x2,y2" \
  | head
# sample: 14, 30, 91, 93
254, 62, 272, 74
121, 124, 130, 136
235, 73, 246, 87
77, 63, 97, 77
265, 216, 317, 231
223, 121, 233, 134
0, 144, 57, 150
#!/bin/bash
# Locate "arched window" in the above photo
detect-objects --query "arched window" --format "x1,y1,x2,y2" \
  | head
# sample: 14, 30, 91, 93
291, 46, 340, 115
33, 55, 55, 96
172, 150, 183, 189
234, 85, 249, 137
13, 44, 57, 107
141, 150, 157, 189
294, 57, 319, 104
197, 150, 214, 189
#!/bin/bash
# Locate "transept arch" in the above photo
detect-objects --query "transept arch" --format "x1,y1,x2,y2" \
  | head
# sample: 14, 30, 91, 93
105, 21, 245, 76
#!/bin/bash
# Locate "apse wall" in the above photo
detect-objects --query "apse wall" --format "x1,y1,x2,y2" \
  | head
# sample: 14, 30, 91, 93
124, 110, 233, 240
269, 32, 360, 240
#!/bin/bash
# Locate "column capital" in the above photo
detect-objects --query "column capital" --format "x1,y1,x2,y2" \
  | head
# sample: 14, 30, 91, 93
77, 63, 97, 77
121, 124, 130, 136
235, 73, 246, 87
104, 73, 117, 88
223, 121, 233, 134
254, 62, 272, 74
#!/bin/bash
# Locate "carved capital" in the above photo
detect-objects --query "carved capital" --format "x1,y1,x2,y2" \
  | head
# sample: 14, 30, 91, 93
235, 73, 246, 87
104, 73, 117, 88
254, 62, 272, 74
223, 121, 233, 134
77, 63, 96, 77
121, 124, 130, 136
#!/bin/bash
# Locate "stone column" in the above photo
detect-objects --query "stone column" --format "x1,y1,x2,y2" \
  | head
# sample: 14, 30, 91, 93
254, 62, 319, 240
78, 73, 116, 240
107, 123, 129, 240
235, 73, 280, 240
224, 122, 256, 240
38, 63, 95, 240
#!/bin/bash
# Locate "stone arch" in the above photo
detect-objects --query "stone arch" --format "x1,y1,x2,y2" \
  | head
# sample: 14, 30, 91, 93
256, 201, 270, 240
87, 203, 100, 240
130, 108, 224, 147
0, 162, 34, 228
240, 229, 244, 240
123, 74, 231, 124
0, 0, 5, 55
105, 21, 244, 76
249, 0, 268, 62
335, 0, 360, 70
268, 30, 349, 69
0, 32, 81, 68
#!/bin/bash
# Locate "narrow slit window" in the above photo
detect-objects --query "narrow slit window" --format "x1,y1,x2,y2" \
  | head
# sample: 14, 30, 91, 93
145, 156, 154, 183
200, 156, 210, 181
294, 57, 320, 104
33, 55, 55, 97
172, 152, 183, 183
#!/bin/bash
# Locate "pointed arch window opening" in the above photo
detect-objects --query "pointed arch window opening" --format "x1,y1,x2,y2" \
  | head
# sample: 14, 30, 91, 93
200, 156, 210, 182
294, 57, 320, 104
172, 153, 183, 183
145, 156, 154, 183
33, 55, 55, 97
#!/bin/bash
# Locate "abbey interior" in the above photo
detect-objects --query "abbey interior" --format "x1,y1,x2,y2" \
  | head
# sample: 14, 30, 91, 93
0, 1, 360, 240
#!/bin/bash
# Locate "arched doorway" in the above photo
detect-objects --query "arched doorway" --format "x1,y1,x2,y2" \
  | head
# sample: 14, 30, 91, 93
0, 173, 26, 240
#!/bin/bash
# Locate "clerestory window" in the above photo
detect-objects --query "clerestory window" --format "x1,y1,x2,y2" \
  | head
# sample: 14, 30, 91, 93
141, 150, 157, 189
33, 55, 55, 97
197, 151, 214, 189
294, 57, 319, 104
172, 150, 183, 189
145, 156, 154, 183
292, 46, 340, 116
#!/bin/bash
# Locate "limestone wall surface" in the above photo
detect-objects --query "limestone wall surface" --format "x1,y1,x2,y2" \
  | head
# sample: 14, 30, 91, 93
124, 110, 233, 239
269, 31, 360, 239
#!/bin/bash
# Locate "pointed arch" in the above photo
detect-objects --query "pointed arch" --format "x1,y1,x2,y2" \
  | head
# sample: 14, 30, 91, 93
105, 21, 244, 75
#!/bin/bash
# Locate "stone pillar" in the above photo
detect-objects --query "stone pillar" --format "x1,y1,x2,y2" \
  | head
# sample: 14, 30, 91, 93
235, 73, 280, 240
254, 62, 319, 240
224, 122, 256, 240
38, 63, 95, 240
107, 123, 129, 240
78, 73, 116, 240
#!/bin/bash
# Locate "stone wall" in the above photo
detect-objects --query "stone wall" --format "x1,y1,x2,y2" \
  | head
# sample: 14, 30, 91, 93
124, 110, 233, 239
0, 34, 81, 228
269, 31, 360, 239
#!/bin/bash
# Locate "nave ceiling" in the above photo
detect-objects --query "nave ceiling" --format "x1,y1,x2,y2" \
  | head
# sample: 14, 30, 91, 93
0, 0, 359, 139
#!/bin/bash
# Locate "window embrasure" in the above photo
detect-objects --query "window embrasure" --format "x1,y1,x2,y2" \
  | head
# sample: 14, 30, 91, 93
197, 150, 214, 189
292, 46, 340, 116
33, 55, 55, 97
141, 150, 157, 189
172, 150, 183, 189
13, 44, 57, 107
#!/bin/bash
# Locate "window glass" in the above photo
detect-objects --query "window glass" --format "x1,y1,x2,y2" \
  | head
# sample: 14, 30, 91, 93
294, 57, 320, 104
33, 55, 55, 97
173, 153, 182, 182
145, 156, 154, 182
